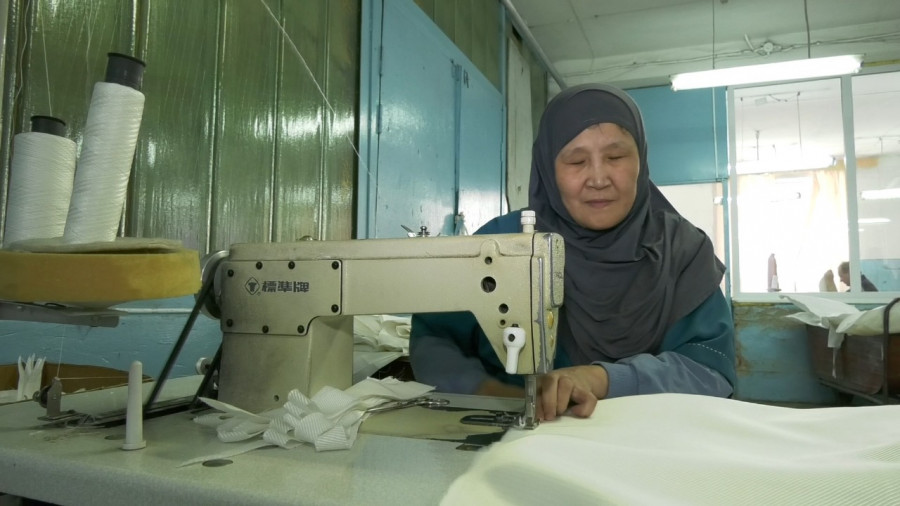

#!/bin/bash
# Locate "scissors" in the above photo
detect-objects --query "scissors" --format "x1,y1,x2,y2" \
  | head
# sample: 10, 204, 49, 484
366, 396, 449, 413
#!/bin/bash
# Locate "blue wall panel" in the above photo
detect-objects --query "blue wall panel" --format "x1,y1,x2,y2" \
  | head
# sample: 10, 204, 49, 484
374, 0, 458, 238
627, 86, 727, 185
360, 0, 504, 238
733, 303, 838, 405
457, 67, 504, 234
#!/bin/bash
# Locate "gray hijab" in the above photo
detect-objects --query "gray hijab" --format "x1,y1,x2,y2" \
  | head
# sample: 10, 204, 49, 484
529, 84, 725, 362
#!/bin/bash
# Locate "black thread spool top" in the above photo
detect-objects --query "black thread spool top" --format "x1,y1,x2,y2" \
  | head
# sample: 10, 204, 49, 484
105, 53, 146, 91
30, 115, 67, 137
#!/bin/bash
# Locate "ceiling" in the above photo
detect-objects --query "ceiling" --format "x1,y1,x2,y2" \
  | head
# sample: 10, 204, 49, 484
506, 0, 900, 90
506, 0, 900, 157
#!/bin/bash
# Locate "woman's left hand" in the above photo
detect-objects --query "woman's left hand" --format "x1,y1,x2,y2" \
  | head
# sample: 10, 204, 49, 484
537, 365, 609, 421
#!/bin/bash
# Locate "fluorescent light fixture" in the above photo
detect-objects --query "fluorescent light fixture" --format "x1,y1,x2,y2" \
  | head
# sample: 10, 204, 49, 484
860, 188, 900, 200
858, 217, 891, 224
735, 155, 835, 174
671, 55, 863, 91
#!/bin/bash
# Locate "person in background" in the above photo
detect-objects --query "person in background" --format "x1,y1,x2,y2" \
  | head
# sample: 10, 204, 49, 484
838, 261, 878, 292
409, 84, 736, 421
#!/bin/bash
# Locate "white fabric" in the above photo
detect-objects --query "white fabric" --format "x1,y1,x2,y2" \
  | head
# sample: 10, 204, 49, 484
17, 354, 45, 401
784, 294, 900, 348
353, 315, 411, 383
835, 303, 900, 335
735, 169, 847, 293
442, 394, 900, 506
183, 378, 433, 466
354, 314, 411, 352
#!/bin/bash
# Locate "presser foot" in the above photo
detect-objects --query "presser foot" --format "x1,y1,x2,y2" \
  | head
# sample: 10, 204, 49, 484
460, 411, 533, 429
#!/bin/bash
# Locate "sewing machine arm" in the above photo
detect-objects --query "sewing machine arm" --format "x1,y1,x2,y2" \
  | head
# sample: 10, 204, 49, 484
215, 233, 564, 426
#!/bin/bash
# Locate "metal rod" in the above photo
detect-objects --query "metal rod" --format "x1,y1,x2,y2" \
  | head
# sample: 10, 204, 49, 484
881, 297, 899, 402
500, 0, 567, 89
522, 374, 539, 429
144, 273, 216, 413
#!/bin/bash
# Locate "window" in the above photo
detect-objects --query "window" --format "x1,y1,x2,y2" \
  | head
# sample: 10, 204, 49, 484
852, 72, 900, 294
729, 70, 900, 295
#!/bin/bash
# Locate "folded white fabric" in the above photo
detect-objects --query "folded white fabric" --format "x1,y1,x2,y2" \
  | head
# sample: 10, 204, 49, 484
834, 302, 900, 335
783, 294, 900, 348
353, 351, 403, 384
189, 377, 433, 462
783, 294, 860, 348
442, 393, 900, 506
352, 315, 412, 382
353, 314, 411, 353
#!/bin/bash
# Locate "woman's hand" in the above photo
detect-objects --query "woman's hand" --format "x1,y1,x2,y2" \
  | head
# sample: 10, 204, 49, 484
538, 365, 609, 421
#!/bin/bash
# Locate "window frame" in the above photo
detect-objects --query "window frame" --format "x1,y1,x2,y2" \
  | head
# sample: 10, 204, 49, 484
727, 63, 900, 304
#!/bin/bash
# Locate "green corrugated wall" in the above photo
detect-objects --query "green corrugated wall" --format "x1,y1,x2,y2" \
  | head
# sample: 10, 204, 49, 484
0, 0, 360, 254
0, 0, 545, 255
413, 0, 501, 90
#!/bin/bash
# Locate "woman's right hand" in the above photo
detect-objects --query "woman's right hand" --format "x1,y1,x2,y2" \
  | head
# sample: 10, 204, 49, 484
537, 365, 609, 421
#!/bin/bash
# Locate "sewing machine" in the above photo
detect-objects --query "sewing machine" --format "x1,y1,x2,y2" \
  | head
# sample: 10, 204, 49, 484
213, 229, 564, 428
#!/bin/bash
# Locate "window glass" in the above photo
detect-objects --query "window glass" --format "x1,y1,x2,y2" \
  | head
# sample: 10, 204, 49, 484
851, 72, 900, 292
732, 79, 848, 293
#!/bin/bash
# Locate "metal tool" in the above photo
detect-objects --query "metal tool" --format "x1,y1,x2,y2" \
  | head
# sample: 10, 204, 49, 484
460, 411, 526, 429
366, 396, 450, 414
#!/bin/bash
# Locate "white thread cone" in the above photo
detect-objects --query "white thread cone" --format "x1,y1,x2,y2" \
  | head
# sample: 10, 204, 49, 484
3, 132, 76, 247
64, 81, 144, 244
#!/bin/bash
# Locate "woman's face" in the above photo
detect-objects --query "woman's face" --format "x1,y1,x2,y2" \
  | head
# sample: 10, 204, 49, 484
554, 123, 640, 230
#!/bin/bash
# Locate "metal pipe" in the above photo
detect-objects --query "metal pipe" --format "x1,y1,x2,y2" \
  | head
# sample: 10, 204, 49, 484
500, 0, 567, 89
521, 374, 539, 429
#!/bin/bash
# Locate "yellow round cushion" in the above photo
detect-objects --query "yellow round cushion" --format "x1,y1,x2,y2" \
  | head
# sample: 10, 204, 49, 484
0, 246, 200, 305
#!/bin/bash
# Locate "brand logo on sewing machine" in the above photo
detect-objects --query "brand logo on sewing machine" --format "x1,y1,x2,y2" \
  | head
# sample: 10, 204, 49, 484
245, 277, 261, 295
244, 277, 311, 295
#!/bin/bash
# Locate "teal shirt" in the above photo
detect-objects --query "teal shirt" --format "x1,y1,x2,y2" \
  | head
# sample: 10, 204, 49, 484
409, 210, 736, 398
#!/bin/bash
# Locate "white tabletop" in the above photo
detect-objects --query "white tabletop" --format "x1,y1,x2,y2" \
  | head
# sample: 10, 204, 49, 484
0, 393, 490, 505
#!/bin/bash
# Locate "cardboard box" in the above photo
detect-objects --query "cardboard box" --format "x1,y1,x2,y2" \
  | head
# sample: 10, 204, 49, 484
806, 325, 900, 395
0, 362, 142, 396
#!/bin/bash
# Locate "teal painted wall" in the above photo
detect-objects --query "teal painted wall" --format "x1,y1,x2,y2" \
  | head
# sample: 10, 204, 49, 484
1, 296, 220, 381
733, 303, 838, 405
627, 85, 728, 185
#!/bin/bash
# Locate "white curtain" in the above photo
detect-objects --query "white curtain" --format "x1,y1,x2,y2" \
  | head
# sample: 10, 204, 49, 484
736, 167, 847, 292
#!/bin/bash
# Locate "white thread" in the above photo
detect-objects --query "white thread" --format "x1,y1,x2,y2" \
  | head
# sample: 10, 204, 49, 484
257, 0, 371, 179
12, 0, 33, 108
3, 132, 76, 247
64, 81, 145, 244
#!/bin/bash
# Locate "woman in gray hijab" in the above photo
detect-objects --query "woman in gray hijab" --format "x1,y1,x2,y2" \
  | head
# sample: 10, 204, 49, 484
410, 84, 735, 421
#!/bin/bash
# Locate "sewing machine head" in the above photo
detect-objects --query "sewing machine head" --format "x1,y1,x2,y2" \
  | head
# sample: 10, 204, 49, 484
214, 231, 564, 426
